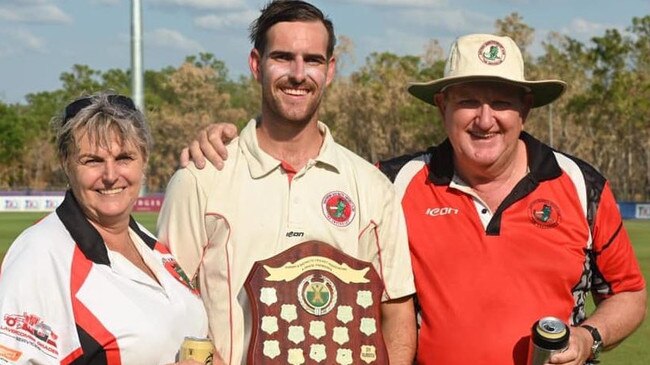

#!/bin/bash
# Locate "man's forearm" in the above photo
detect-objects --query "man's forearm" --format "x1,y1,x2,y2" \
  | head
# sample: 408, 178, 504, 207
586, 288, 647, 350
381, 296, 417, 364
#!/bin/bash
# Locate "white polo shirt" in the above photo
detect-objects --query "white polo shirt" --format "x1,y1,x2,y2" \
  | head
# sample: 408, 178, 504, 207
158, 119, 415, 365
0, 191, 208, 364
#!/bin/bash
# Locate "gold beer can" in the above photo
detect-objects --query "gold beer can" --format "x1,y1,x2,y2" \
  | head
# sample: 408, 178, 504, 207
180, 337, 214, 364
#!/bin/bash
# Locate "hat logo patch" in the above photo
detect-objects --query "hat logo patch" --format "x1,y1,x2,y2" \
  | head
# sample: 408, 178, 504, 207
322, 191, 356, 227
478, 40, 506, 65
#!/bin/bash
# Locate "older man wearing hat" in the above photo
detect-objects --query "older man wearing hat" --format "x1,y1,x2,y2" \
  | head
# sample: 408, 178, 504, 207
181, 33, 646, 365
379, 33, 646, 365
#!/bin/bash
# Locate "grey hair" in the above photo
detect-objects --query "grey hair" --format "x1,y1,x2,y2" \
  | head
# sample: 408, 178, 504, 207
52, 92, 153, 167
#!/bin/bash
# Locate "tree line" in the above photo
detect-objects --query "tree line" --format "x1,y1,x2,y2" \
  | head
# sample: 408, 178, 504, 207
1, 14, 648, 201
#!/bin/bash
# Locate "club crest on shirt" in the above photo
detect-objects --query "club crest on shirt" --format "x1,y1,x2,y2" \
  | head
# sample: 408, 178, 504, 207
0, 312, 58, 358
162, 257, 199, 295
322, 191, 356, 227
529, 199, 561, 228
478, 40, 506, 65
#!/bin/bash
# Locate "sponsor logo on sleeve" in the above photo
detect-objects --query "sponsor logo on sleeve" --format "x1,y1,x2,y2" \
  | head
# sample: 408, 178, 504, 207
0, 343, 22, 362
1, 313, 58, 359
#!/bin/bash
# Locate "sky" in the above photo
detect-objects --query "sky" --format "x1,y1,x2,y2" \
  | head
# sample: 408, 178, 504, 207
0, 0, 648, 104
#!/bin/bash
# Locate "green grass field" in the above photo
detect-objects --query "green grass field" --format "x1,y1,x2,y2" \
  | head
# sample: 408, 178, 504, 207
0, 213, 648, 362
0, 212, 159, 263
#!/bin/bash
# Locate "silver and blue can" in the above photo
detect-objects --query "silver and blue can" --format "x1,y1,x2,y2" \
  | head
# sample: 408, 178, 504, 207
527, 316, 570, 365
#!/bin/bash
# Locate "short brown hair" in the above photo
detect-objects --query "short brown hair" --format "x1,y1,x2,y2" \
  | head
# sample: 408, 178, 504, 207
249, 0, 336, 58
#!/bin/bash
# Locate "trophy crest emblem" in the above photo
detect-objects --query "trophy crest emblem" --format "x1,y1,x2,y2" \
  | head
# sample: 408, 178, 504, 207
298, 274, 337, 316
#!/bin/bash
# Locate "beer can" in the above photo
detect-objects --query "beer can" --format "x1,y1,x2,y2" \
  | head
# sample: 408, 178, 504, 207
528, 316, 570, 365
179, 337, 214, 364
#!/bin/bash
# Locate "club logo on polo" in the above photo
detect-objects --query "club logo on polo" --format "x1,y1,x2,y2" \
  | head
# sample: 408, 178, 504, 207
298, 274, 337, 316
162, 257, 196, 293
529, 199, 561, 228
478, 40, 506, 65
322, 191, 356, 227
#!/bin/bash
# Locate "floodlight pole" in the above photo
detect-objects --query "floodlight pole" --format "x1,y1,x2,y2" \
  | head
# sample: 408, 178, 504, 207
131, 0, 144, 110
131, 0, 147, 196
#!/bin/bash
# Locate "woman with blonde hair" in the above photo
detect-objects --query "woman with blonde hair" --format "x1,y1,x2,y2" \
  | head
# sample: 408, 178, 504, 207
0, 93, 208, 364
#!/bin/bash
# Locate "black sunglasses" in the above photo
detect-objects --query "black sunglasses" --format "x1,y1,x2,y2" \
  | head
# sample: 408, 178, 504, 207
63, 94, 137, 124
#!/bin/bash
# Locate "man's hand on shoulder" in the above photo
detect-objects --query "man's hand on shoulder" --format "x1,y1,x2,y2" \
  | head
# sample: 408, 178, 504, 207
179, 123, 239, 170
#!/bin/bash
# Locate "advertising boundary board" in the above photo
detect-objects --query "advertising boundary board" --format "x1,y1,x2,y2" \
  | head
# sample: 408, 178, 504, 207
0, 196, 647, 218
0, 195, 163, 213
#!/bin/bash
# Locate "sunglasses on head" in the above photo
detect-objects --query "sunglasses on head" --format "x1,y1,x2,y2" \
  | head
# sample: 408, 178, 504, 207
63, 94, 137, 124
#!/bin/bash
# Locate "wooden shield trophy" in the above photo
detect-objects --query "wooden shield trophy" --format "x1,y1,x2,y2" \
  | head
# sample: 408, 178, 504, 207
244, 241, 388, 365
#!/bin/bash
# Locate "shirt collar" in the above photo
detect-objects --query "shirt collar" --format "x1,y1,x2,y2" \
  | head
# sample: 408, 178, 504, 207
427, 131, 562, 185
56, 190, 156, 266
239, 118, 341, 178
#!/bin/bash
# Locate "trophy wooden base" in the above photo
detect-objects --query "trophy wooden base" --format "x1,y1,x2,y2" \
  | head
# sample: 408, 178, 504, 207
244, 241, 388, 365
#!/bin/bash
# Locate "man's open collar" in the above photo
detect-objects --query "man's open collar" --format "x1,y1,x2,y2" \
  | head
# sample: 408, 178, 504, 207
427, 132, 562, 185
240, 119, 341, 179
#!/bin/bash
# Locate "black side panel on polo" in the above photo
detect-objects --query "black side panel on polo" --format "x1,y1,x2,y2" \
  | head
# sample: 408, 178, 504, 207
68, 326, 108, 365
378, 150, 430, 183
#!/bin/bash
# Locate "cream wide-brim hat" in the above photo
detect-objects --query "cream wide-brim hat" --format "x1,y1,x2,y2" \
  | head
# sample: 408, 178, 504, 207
408, 34, 567, 108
